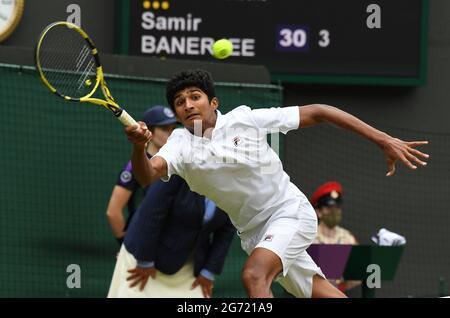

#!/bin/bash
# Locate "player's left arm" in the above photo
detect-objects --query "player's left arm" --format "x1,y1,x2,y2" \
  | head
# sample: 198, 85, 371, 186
298, 104, 429, 176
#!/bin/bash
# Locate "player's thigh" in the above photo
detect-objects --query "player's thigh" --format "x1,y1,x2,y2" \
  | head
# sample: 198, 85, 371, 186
255, 210, 318, 276
277, 250, 325, 298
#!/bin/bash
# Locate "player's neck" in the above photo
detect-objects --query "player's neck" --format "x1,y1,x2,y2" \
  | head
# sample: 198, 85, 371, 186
187, 110, 217, 138
203, 110, 218, 136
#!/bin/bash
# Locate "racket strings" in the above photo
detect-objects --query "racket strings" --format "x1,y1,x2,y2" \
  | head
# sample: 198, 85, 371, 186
38, 25, 97, 99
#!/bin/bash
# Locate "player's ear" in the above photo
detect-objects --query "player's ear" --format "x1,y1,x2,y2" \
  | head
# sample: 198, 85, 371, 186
211, 97, 219, 110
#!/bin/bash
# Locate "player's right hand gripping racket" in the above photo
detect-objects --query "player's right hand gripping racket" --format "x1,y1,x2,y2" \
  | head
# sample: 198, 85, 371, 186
35, 21, 137, 126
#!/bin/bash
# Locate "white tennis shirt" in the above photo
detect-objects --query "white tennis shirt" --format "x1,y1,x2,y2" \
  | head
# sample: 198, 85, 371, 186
154, 106, 310, 232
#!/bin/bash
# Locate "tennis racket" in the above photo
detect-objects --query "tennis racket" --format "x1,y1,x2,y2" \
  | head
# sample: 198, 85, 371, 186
35, 21, 137, 126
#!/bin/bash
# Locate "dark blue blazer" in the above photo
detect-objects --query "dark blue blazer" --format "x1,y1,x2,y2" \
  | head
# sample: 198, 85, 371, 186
124, 175, 235, 276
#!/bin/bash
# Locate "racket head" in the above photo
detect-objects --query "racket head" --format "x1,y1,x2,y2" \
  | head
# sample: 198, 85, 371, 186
35, 21, 101, 101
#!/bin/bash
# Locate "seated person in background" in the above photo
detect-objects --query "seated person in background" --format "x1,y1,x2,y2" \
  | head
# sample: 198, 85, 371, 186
311, 181, 360, 293
311, 181, 356, 245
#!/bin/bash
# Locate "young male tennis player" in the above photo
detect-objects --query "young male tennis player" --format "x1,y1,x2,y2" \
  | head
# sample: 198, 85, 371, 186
124, 70, 429, 298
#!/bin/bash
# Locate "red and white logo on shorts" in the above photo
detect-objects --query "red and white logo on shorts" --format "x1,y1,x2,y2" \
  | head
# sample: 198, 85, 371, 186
263, 234, 274, 242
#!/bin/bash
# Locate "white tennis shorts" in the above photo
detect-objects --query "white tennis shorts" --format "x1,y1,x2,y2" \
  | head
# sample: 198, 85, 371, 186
107, 245, 204, 298
239, 200, 325, 298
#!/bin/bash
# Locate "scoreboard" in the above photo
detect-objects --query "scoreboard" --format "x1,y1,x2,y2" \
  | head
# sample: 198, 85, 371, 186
128, 0, 428, 85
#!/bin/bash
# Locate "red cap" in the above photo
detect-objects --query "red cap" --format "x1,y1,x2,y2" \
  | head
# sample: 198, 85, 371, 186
310, 181, 343, 207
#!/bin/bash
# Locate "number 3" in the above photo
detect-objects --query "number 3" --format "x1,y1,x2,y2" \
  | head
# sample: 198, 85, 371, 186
318, 29, 330, 47
279, 29, 293, 47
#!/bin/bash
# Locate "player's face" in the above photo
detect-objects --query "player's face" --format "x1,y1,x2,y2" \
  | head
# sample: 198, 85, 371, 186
173, 87, 218, 132
152, 124, 176, 148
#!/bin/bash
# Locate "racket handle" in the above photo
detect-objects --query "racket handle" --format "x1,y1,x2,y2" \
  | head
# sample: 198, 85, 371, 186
117, 109, 138, 126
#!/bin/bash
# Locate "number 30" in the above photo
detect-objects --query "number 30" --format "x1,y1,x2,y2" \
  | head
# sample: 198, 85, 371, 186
279, 29, 307, 48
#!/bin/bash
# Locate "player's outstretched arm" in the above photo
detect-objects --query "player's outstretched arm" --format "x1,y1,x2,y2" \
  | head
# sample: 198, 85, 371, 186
298, 104, 429, 176
124, 122, 168, 186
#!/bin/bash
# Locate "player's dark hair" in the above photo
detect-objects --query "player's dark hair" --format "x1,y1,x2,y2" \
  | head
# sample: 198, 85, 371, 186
166, 69, 216, 111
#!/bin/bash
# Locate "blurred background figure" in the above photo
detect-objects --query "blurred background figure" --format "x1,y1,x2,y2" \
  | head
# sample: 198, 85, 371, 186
311, 181, 360, 293
105, 105, 177, 246
311, 181, 357, 245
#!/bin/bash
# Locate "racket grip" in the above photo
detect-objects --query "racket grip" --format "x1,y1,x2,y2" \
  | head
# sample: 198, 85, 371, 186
117, 109, 138, 126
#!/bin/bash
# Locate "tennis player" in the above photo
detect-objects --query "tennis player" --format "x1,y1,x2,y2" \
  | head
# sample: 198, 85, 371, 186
124, 70, 429, 298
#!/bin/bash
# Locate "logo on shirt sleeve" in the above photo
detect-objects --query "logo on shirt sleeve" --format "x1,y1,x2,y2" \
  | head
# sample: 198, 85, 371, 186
120, 171, 132, 183
263, 234, 274, 242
